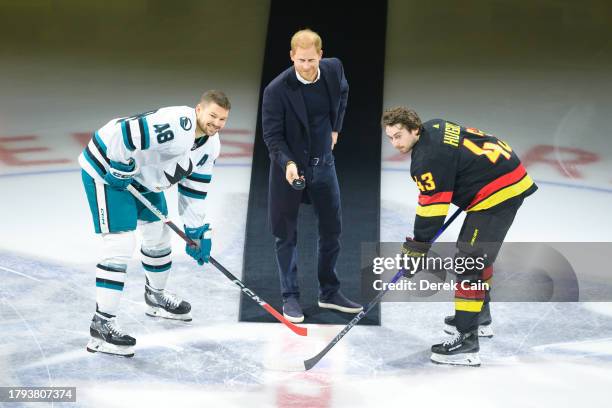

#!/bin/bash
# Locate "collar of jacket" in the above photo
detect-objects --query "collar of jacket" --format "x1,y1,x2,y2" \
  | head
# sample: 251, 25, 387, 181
282, 59, 340, 135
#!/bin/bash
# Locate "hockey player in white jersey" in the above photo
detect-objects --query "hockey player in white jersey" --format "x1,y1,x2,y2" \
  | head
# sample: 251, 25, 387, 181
79, 90, 231, 357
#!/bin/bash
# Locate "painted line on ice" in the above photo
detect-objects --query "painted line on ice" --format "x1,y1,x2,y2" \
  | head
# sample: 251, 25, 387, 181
0, 168, 81, 178
529, 179, 612, 194
382, 167, 612, 194
0, 265, 42, 282
2, 166, 612, 194
0, 296, 53, 388
0, 163, 253, 178
21, 323, 298, 369
532, 337, 612, 357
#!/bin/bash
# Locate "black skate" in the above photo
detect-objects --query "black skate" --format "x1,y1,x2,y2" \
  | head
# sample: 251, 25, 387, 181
431, 330, 481, 367
444, 303, 493, 338
86, 313, 136, 357
145, 284, 192, 321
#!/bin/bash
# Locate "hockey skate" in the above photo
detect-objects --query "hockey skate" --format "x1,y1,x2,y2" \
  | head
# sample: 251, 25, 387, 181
444, 303, 494, 338
144, 283, 192, 321
431, 330, 481, 367
86, 313, 136, 357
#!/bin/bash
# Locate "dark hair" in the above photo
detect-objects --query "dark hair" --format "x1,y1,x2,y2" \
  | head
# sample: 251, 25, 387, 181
200, 90, 231, 110
381, 106, 421, 132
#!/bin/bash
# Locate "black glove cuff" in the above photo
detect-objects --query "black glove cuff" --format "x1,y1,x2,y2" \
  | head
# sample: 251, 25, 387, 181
403, 238, 431, 254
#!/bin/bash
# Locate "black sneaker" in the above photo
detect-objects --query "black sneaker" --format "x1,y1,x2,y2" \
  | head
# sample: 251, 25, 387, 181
145, 284, 192, 321
282, 297, 304, 323
431, 330, 481, 367
318, 291, 363, 314
444, 303, 493, 337
87, 313, 136, 357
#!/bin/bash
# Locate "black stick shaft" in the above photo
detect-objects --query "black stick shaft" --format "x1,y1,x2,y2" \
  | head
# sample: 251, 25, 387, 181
126, 185, 308, 336
303, 207, 463, 370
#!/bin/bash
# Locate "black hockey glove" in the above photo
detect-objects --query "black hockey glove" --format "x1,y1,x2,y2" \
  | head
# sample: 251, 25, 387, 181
401, 237, 432, 278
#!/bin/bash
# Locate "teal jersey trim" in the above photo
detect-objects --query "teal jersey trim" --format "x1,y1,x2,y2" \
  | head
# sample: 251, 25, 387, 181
121, 120, 136, 151
139, 116, 150, 150
94, 132, 108, 155
83, 148, 107, 178
186, 173, 212, 183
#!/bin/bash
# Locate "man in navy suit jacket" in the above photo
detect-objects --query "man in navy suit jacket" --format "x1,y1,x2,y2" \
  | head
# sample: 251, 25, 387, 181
262, 29, 363, 323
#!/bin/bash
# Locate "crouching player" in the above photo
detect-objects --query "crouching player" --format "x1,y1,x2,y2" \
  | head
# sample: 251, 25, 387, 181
382, 107, 536, 366
79, 91, 230, 356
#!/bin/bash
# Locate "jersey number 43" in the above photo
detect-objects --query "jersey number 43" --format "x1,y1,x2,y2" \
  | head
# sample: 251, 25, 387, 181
414, 172, 436, 192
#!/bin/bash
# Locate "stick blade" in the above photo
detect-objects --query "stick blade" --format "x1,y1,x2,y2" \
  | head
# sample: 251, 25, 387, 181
303, 347, 329, 371
262, 303, 308, 336
289, 324, 308, 337
303, 356, 320, 371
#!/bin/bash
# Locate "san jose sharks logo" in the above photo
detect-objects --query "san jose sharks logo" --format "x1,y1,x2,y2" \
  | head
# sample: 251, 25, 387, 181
164, 159, 193, 184
180, 116, 192, 131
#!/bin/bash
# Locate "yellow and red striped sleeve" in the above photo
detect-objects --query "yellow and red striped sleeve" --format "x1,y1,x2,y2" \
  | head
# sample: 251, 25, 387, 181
413, 191, 453, 242
416, 191, 453, 217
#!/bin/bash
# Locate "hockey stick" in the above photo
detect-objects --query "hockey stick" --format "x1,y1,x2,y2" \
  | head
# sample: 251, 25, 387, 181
303, 207, 462, 370
126, 185, 308, 337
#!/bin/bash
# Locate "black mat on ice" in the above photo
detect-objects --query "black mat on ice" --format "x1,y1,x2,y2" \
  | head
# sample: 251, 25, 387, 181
240, 0, 387, 325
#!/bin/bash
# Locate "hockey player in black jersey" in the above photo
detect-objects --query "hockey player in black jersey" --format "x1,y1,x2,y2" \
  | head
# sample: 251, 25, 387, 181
382, 107, 537, 366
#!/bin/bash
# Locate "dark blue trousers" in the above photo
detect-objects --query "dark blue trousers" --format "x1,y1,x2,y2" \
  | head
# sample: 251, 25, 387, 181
274, 158, 342, 300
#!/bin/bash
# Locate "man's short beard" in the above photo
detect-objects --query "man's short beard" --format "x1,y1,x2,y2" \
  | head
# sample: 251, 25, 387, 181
204, 123, 217, 135
197, 120, 207, 134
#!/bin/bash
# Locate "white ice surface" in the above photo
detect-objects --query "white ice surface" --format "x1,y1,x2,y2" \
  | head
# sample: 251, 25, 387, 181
2, 35, 612, 408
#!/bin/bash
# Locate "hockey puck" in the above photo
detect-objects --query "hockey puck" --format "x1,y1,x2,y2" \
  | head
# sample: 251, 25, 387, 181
292, 179, 306, 190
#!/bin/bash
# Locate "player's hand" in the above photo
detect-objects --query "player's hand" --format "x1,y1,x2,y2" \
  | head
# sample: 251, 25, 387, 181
401, 237, 431, 278
104, 158, 137, 190
402, 237, 430, 258
331, 132, 339, 150
285, 161, 303, 186
184, 224, 212, 265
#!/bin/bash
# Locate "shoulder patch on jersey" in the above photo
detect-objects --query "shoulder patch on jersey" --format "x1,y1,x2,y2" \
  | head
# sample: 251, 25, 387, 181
180, 117, 192, 131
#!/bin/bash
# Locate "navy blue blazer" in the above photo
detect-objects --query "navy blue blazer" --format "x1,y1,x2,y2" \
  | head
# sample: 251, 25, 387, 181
262, 57, 349, 170
261, 58, 349, 237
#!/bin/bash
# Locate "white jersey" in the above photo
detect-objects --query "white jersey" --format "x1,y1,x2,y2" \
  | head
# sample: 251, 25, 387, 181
78, 106, 220, 228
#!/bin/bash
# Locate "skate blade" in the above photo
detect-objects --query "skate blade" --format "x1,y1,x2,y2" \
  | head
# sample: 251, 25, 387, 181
86, 338, 134, 358
145, 305, 192, 321
430, 351, 481, 367
444, 324, 494, 338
